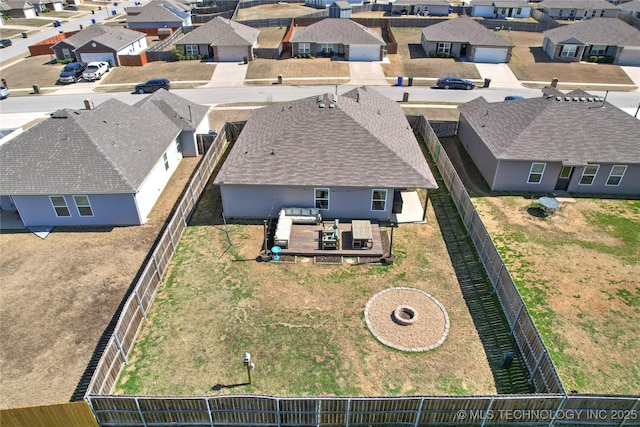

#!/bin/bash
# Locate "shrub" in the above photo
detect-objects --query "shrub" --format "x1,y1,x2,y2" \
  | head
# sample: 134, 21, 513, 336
171, 48, 183, 61
588, 55, 598, 63
58, 58, 74, 64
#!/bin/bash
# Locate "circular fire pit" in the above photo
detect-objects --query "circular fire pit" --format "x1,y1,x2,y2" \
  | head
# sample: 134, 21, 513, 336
365, 287, 449, 352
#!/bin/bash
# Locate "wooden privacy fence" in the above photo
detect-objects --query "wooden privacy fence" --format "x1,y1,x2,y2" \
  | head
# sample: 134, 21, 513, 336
1, 401, 98, 427
87, 394, 640, 426
408, 115, 564, 395
83, 126, 228, 397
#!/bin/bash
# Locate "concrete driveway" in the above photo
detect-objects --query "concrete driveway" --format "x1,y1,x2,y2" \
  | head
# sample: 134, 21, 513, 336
474, 63, 522, 89
201, 62, 247, 88
348, 60, 389, 86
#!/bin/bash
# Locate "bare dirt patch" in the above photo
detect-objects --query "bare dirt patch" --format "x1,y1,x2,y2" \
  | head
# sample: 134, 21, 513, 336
235, 3, 317, 20
0, 156, 201, 410
472, 196, 640, 394
499, 31, 635, 87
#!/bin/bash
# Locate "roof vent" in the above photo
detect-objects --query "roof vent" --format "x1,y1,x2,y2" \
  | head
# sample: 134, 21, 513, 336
572, 97, 579, 101
51, 110, 68, 119
332, 94, 337, 103
565, 97, 571, 101
319, 103, 325, 108
317, 95, 323, 103
556, 97, 562, 101
587, 97, 594, 102
580, 97, 586, 102
329, 104, 335, 108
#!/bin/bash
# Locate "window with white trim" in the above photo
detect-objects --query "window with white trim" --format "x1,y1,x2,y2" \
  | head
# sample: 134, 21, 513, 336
320, 43, 332, 53
590, 45, 606, 55
315, 188, 329, 209
437, 42, 451, 54
516, 7, 522, 14
299, 43, 310, 54
527, 163, 546, 184
599, 9, 604, 16
73, 195, 93, 217
186, 45, 198, 55
606, 165, 627, 186
62, 48, 72, 59
163, 153, 169, 171
580, 165, 599, 185
559, 166, 573, 179
371, 189, 387, 211
50, 196, 70, 217
560, 45, 577, 57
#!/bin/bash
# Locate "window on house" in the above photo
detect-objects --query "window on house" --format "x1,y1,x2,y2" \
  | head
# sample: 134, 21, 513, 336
599, 9, 605, 16
501, 8, 507, 14
186, 45, 198, 55
163, 153, 169, 171
299, 43, 310, 54
50, 196, 70, 217
559, 166, 573, 179
73, 195, 93, 217
558, 9, 563, 16
580, 165, 599, 185
527, 163, 546, 183
516, 7, 522, 14
560, 45, 577, 57
371, 189, 387, 211
320, 43, 332, 53
606, 165, 627, 186
591, 45, 606, 55
315, 188, 329, 209
62, 48, 72, 59
591, 9, 597, 16
437, 42, 451, 54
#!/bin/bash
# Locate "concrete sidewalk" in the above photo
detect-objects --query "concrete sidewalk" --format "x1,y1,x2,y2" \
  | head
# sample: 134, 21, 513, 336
201, 62, 248, 88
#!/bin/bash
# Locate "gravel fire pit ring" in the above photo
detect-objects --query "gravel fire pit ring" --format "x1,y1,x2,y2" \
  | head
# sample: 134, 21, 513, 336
365, 287, 450, 352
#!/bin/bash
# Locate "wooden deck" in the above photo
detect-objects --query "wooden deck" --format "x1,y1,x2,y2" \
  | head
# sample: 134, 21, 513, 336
277, 221, 386, 258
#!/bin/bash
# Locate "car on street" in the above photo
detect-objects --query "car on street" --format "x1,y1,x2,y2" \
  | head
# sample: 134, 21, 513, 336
0, 85, 10, 99
0, 38, 12, 48
58, 61, 87, 84
82, 61, 110, 81
436, 76, 475, 90
134, 78, 171, 94
504, 95, 525, 101
64, 4, 78, 10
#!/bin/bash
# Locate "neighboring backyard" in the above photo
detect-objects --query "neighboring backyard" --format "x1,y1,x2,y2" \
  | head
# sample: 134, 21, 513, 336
473, 196, 640, 394
114, 184, 498, 396
235, 2, 317, 20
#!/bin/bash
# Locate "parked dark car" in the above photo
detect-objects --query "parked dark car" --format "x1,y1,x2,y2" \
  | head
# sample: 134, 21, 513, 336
134, 78, 171, 94
436, 76, 475, 90
504, 95, 525, 101
0, 39, 12, 48
64, 4, 78, 10
58, 61, 87, 84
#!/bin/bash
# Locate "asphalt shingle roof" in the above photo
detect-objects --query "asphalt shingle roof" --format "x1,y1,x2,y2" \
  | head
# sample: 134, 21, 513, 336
290, 18, 385, 45
126, 0, 190, 23
394, 0, 450, 6
52, 24, 146, 50
214, 87, 438, 189
543, 17, 640, 46
538, 0, 618, 9
421, 15, 513, 46
134, 88, 210, 132
472, 0, 527, 6
620, 0, 640, 12
457, 88, 640, 164
0, 99, 181, 195
176, 16, 259, 47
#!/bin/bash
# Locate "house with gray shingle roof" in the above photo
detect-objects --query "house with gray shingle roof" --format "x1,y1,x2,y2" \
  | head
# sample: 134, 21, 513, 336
290, 18, 386, 61
390, 0, 451, 16
538, 0, 619, 19
457, 87, 640, 195
126, 0, 192, 32
542, 17, 640, 65
470, 0, 531, 18
51, 24, 147, 66
213, 86, 438, 220
174, 16, 259, 62
421, 16, 514, 62
619, 0, 640, 17
0, 93, 207, 227
134, 88, 211, 157
0, 0, 36, 18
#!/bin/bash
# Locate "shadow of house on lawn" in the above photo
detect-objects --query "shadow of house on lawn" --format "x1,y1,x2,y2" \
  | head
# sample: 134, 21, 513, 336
408, 43, 428, 59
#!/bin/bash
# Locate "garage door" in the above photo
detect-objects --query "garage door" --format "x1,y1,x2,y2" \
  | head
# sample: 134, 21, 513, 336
473, 47, 508, 63
216, 46, 247, 62
349, 45, 380, 61
79, 52, 116, 66
617, 46, 640, 66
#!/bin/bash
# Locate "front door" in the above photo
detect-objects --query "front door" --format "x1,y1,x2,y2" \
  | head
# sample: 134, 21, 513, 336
555, 166, 574, 191
460, 43, 468, 56
508, 7, 513, 17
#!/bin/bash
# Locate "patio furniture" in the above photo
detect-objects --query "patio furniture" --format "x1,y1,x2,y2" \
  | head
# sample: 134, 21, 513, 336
351, 220, 372, 249
322, 219, 340, 249
274, 207, 322, 248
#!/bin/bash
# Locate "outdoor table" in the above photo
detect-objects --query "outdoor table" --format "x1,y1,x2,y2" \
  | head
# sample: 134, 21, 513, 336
539, 197, 560, 214
351, 220, 373, 249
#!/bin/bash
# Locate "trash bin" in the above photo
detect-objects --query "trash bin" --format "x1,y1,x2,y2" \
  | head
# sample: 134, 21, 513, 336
243, 56, 248, 64
111, 9, 116, 14
277, 74, 282, 84
397, 76, 403, 87
500, 351, 514, 369
32, 84, 40, 94
402, 92, 409, 102
56, 20, 61, 26
484, 78, 491, 88
91, 18, 96, 24
408, 76, 413, 86
21, 32, 28, 38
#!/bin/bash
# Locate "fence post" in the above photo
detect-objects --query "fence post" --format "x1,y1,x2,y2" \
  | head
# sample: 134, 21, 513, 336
619, 398, 640, 427
510, 302, 525, 335
530, 349, 547, 384
345, 398, 351, 427
548, 395, 567, 427
480, 396, 495, 427
479, 229, 490, 259
114, 333, 128, 364
413, 397, 424, 427
153, 253, 163, 283
205, 396, 214, 427
135, 396, 148, 427
134, 288, 147, 319
315, 400, 321, 427
492, 263, 504, 294
276, 397, 282, 427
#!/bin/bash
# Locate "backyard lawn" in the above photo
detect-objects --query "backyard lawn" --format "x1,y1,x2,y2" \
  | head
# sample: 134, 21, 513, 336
473, 196, 640, 394
115, 185, 497, 396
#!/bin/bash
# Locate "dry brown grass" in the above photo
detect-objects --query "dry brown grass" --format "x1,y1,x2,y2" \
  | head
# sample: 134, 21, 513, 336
104, 60, 214, 84
499, 31, 635, 86
0, 56, 64, 89
245, 57, 350, 80
257, 27, 287, 48
235, 3, 317, 20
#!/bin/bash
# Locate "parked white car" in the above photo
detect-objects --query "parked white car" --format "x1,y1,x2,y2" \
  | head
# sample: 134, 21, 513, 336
82, 61, 110, 81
